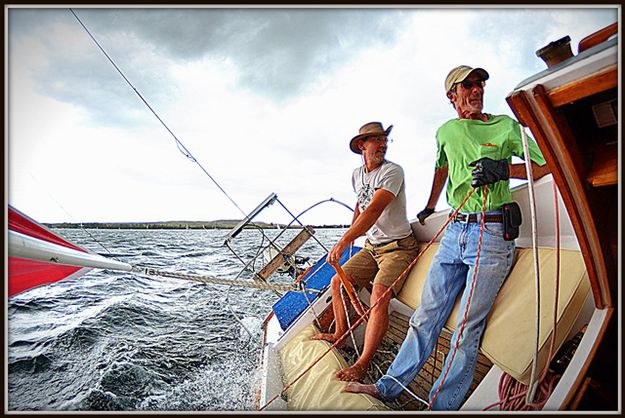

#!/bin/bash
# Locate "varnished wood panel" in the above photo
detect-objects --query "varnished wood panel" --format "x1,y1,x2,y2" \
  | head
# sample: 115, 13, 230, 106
578, 23, 618, 53
531, 85, 610, 309
547, 65, 617, 108
586, 143, 618, 187
506, 87, 610, 309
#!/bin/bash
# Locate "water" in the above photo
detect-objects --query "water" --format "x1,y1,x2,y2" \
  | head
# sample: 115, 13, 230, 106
7, 227, 345, 411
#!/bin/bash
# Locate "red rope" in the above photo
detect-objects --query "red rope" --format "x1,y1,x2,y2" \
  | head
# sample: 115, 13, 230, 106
428, 185, 488, 409
259, 189, 477, 410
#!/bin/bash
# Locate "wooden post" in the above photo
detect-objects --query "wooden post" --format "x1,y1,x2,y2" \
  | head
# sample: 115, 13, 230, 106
257, 227, 315, 281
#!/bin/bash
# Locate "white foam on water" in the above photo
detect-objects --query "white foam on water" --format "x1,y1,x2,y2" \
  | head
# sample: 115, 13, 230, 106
144, 354, 259, 411
238, 316, 263, 341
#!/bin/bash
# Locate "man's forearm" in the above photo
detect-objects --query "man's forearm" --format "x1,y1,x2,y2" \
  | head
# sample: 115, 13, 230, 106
341, 207, 384, 244
425, 166, 448, 209
509, 162, 550, 180
340, 189, 395, 245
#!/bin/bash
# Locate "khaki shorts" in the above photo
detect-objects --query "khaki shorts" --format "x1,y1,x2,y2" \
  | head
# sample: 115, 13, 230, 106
342, 234, 418, 296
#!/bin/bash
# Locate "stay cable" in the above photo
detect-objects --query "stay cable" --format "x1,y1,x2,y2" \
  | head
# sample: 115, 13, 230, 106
69, 8, 247, 218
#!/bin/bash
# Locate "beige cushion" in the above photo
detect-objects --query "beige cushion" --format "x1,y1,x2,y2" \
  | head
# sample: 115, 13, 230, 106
396, 242, 440, 308
397, 244, 590, 385
280, 324, 389, 411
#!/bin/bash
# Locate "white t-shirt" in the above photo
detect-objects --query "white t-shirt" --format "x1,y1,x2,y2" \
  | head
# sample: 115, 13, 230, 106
351, 160, 412, 245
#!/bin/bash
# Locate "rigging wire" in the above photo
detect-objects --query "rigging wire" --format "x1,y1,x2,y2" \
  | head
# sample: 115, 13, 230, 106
70, 8, 322, 294
27, 172, 120, 260
68, 8, 247, 218
225, 285, 255, 346
70, 8, 358, 294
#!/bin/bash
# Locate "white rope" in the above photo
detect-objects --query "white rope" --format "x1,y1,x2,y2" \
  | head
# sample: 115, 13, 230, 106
302, 284, 324, 331
134, 266, 312, 293
520, 126, 542, 404
340, 286, 361, 358
381, 373, 429, 408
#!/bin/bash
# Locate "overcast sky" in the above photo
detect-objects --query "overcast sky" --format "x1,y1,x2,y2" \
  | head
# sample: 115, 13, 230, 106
6, 6, 619, 226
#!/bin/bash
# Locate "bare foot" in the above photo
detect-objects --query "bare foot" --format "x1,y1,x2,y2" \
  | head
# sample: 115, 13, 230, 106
336, 362, 368, 381
344, 382, 381, 398
309, 333, 346, 349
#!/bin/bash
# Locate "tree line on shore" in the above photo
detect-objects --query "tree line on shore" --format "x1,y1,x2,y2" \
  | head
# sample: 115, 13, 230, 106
44, 220, 348, 230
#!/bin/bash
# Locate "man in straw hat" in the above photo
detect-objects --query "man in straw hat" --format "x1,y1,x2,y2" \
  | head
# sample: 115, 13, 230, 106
311, 121, 418, 382
345, 66, 549, 409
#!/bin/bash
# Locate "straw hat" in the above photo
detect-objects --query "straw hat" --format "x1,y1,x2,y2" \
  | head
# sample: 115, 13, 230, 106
349, 122, 393, 154
444, 65, 489, 92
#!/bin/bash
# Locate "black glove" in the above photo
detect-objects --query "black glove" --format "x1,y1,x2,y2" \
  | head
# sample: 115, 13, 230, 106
417, 208, 435, 225
469, 158, 510, 187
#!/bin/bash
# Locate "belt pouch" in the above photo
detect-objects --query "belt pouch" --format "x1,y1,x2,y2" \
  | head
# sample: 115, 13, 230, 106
502, 202, 522, 241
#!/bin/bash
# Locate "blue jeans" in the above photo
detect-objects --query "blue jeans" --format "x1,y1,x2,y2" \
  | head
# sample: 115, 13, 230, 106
374, 212, 515, 410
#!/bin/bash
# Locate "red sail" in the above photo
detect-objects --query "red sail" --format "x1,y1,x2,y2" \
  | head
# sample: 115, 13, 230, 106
8, 206, 91, 297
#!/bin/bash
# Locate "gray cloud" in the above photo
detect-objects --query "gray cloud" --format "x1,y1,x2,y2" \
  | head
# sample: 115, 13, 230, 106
82, 8, 412, 99
9, 7, 411, 125
465, 8, 617, 72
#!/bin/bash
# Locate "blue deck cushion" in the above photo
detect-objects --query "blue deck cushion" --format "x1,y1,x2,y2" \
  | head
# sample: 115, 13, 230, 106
272, 246, 362, 331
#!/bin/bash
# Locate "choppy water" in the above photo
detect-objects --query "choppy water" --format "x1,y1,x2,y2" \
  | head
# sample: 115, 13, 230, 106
7, 227, 345, 411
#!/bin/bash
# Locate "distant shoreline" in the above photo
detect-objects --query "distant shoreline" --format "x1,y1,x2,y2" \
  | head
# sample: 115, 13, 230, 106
44, 220, 349, 230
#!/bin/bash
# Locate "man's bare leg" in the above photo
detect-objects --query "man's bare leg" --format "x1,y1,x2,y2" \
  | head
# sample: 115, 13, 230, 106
344, 382, 381, 398
310, 275, 350, 348
336, 284, 393, 381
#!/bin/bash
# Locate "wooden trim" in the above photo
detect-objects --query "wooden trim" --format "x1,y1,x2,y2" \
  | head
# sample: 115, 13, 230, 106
586, 143, 618, 187
560, 308, 614, 410
506, 87, 610, 309
578, 23, 618, 53
548, 65, 617, 108
531, 85, 611, 309
568, 377, 592, 410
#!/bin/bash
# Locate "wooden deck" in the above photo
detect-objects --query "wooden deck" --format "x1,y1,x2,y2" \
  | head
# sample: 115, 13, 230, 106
338, 311, 493, 410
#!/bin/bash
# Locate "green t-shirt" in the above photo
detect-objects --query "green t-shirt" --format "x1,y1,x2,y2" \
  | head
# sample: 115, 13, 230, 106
435, 114, 546, 213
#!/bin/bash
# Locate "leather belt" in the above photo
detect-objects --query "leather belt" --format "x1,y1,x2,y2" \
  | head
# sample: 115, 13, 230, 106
369, 239, 398, 248
368, 235, 413, 248
452, 212, 503, 223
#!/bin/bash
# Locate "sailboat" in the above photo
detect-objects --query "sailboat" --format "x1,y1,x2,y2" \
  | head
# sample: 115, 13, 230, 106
255, 23, 618, 411
7, 21, 618, 412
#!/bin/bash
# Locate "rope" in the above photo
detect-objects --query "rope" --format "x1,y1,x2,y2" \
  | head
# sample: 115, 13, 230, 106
339, 286, 362, 359
259, 188, 477, 411
428, 185, 488, 409
520, 126, 542, 404
487, 372, 560, 411
134, 266, 311, 293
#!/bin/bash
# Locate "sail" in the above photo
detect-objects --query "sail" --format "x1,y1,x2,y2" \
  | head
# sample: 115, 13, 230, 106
8, 206, 92, 297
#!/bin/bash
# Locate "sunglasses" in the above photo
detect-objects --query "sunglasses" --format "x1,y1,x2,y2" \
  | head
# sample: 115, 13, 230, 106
459, 79, 486, 90
366, 136, 393, 144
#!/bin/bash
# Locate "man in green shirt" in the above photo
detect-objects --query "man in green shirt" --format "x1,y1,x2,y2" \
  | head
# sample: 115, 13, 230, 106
345, 65, 549, 410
